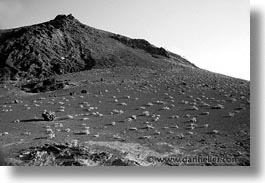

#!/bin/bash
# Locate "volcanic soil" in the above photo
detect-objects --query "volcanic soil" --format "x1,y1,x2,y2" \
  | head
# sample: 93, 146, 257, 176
0, 65, 250, 166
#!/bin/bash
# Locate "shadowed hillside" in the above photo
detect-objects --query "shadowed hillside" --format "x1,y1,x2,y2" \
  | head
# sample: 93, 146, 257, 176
0, 14, 195, 81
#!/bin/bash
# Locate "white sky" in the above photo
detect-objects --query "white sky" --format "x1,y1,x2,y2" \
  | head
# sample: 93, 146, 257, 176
0, 0, 250, 80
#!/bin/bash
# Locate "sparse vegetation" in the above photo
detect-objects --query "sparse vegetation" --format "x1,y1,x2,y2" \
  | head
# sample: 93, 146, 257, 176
0, 14, 250, 167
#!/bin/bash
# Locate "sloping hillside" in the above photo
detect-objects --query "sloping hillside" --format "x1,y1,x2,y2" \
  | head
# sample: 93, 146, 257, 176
0, 14, 195, 81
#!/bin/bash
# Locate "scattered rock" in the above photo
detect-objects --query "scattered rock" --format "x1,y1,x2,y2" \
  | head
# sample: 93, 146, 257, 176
42, 110, 56, 121
81, 89, 87, 94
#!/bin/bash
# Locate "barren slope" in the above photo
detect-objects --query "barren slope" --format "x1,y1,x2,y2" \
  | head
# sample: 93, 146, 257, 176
0, 66, 250, 166
0, 14, 194, 81
0, 14, 249, 166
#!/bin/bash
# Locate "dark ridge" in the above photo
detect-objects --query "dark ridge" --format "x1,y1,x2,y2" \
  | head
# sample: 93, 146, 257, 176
0, 14, 196, 82
110, 34, 169, 58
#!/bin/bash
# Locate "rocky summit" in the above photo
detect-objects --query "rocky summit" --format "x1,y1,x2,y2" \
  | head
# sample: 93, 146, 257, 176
0, 14, 194, 82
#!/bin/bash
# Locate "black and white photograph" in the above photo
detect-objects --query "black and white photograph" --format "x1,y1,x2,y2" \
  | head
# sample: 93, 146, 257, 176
0, 0, 251, 168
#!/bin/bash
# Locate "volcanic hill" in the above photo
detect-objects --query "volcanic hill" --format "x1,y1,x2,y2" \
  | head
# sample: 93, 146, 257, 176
0, 14, 195, 82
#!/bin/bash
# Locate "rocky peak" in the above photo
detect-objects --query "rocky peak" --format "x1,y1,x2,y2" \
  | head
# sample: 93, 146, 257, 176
53, 14, 75, 21
49, 14, 79, 29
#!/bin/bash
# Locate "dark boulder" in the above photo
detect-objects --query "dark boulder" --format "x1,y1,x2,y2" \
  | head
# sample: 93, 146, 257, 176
42, 110, 56, 121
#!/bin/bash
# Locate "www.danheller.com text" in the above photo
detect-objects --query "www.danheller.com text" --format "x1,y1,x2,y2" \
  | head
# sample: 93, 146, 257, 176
146, 155, 239, 164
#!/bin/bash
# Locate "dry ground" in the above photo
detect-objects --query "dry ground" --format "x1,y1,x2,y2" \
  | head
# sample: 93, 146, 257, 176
0, 66, 250, 166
